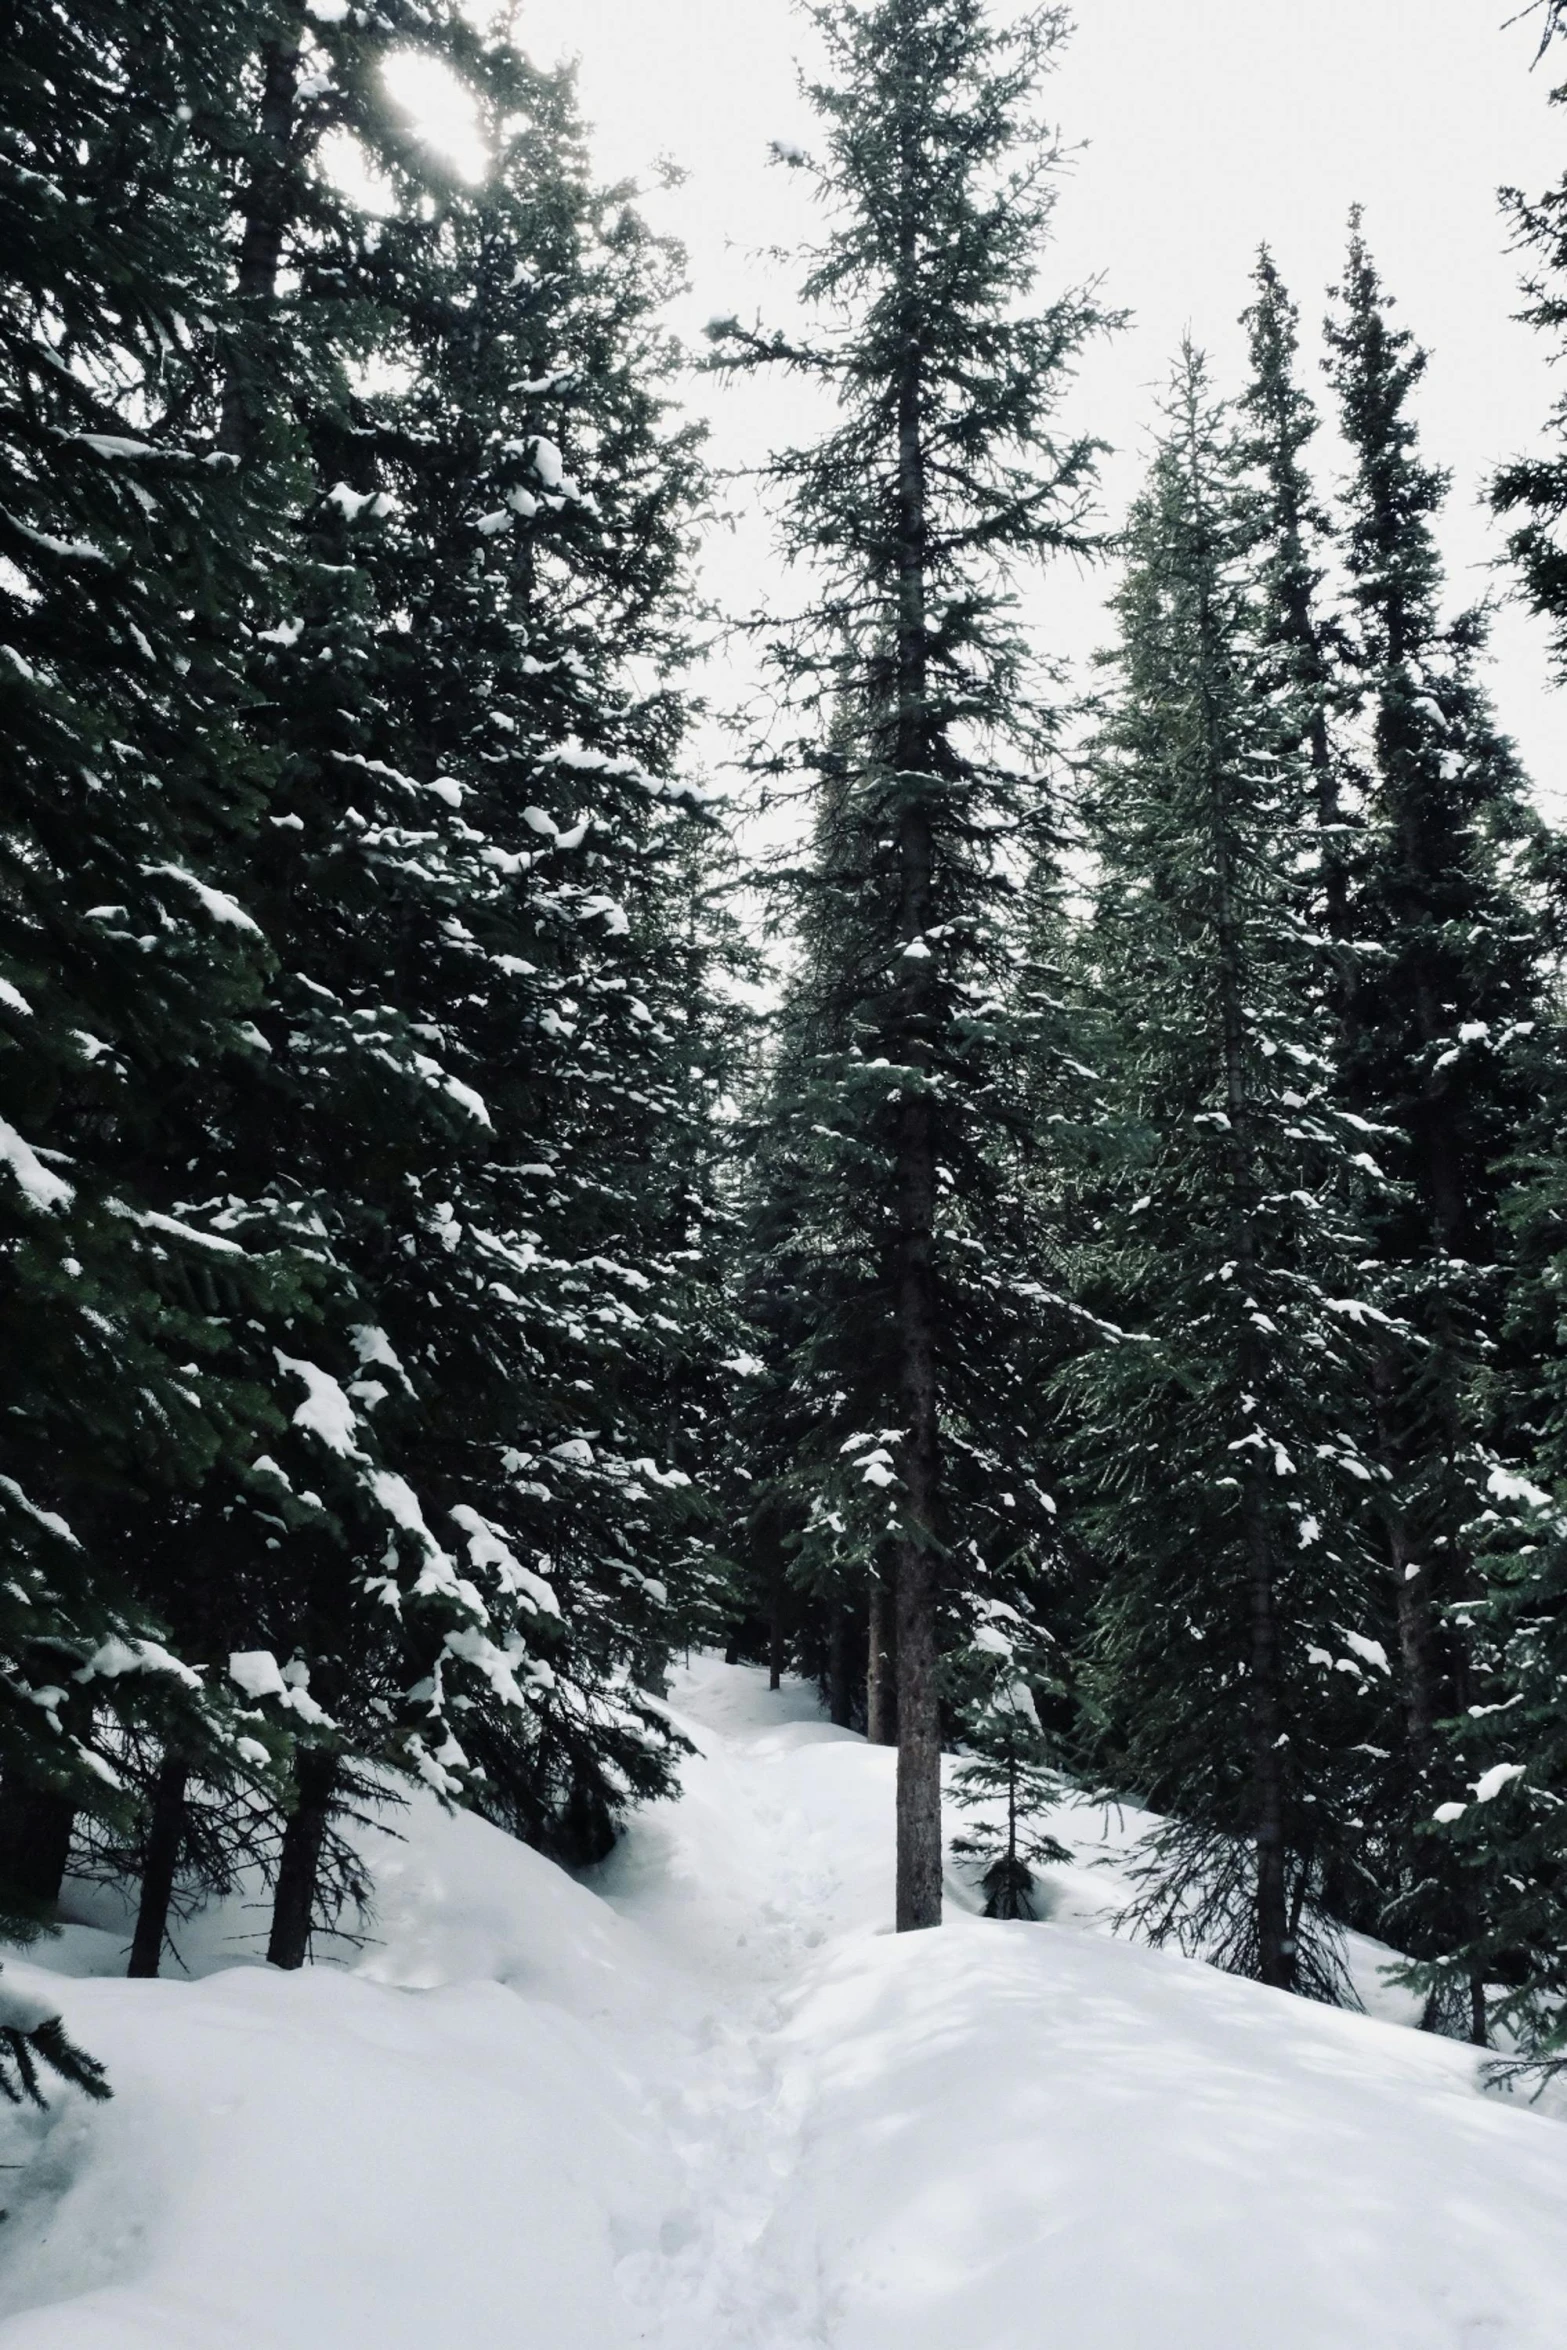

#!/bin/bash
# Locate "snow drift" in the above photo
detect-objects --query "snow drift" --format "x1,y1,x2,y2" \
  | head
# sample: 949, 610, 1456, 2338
0, 1657, 1563, 2349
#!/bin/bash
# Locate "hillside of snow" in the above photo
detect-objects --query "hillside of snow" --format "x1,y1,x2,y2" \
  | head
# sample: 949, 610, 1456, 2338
0, 1657, 1564, 2348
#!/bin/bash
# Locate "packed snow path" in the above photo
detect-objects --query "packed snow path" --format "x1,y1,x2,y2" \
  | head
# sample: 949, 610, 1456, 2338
1, 1659, 1566, 2346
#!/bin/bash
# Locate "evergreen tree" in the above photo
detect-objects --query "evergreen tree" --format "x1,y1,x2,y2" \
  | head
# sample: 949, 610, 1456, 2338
331, 32, 730, 1865
140, 7, 735, 1952
0, 0, 732, 1967
1324, 220, 1549, 2032
949, 1602, 1068, 1919
0, 0, 326, 1933
1390, 17, 1567, 2070
713, 0, 1108, 1929
1066, 349, 1390, 1999
67, 0, 553, 1971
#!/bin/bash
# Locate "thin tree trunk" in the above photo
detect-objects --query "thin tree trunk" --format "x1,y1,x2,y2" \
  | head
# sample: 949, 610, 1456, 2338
0, 1783, 76, 1909
1245, 1485, 1293, 1989
827, 1606, 853, 1728
128, 1751, 190, 1978
894, 1542, 942, 1930
268, 1748, 337, 1970
218, 4, 306, 459
1378, 1473, 1439, 1761
867, 1577, 896, 1745
1468, 1971, 1488, 2048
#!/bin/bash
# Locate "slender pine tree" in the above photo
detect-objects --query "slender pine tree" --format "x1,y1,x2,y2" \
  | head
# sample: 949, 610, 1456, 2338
1324, 220, 1550, 2033
0, 0, 327, 1937
713, 0, 1108, 1929
949, 1602, 1069, 1919
1385, 17, 1567, 2067
1065, 348, 1392, 1999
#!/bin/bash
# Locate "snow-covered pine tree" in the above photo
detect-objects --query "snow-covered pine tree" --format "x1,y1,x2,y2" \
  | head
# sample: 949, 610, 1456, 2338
1323, 220, 1551, 2032
44, 0, 563, 1973
0, 0, 327, 1932
311, 28, 731, 1868
1065, 348, 1392, 1999
1415, 1193, 1567, 2074
1382, 27, 1567, 2068
120, 7, 734, 1965
712, 0, 1108, 1930
949, 1603, 1069, 1919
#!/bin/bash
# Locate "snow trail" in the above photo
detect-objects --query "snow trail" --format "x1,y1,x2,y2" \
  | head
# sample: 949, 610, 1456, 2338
0, 1657, 1565, 2347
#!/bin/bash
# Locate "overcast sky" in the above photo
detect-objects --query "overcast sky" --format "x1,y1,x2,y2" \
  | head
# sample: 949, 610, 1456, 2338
481, 0, 1565, 803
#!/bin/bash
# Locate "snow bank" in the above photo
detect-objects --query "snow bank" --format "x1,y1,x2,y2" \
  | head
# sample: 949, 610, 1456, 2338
0, 1658, 1563, 2348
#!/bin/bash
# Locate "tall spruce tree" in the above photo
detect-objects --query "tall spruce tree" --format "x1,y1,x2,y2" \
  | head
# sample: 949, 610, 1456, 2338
1387, 10, 1567, 2068
76, 0, 548, 1970
713, 0, 1107, 1930
1066, 349, 1391, 1998
18, 1, 732, 1966
1323, 221, 1549, 2032
175, 7, 732, 1948
318, 30, 728, 1866
0, 0, 332, 1937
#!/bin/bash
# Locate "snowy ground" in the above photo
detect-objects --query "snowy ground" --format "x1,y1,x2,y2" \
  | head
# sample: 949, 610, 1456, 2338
0, 1657, 1564, 2347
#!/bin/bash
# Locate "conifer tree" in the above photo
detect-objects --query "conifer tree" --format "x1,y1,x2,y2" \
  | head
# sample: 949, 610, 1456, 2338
1323, 222, 1549, 2031
143, 7, 734, 1949
1389, 14, 1567, 2066
949, 1603, 1068, 1919
0, 0, 325, 1929
713, 0, 1107, 1930
324, 30, 727, 1865
1066, 349, 1390, 1998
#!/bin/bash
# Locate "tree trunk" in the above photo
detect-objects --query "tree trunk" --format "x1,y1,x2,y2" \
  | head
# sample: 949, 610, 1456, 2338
1468, 1971, 1488, 2048
267, 1748, 337, 1970
867, 1577, 896, 1745
128, 1751, 190, 1978
1245, 1484, 1293, 1989
0, 1782, 76, 1910
894, 1543, 942, 1931
827, 1606, 853, 1728
218, 4, 306, 459
767, 1567, 784, 1692
887, 108, 943, 1932
1380, 1479, 1439, 1762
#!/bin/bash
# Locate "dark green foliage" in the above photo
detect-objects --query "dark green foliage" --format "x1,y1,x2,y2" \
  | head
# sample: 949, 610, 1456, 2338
0, 1986, 111, 2109
1323, 222, 1550, 2031
1064, 345, 1389, 1998
0, 0, 323, 1879
1392, 14, 1567, 2068
0, 0, 736, 1962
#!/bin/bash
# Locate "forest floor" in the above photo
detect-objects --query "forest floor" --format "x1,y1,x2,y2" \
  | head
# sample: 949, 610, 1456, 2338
0, 1657, 1563, 2345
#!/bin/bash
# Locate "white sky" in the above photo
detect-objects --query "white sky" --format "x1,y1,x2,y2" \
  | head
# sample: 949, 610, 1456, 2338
494, 0, 1565, 807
